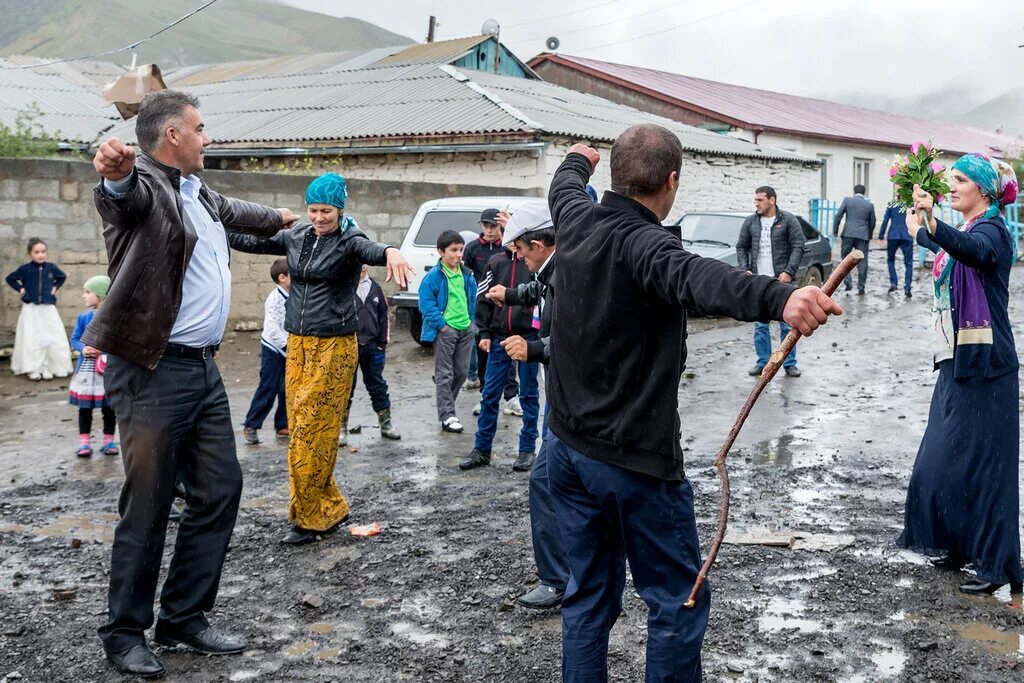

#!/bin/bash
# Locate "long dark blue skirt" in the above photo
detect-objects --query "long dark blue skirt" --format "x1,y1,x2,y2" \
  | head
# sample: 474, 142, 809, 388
897, 361, 1023, 585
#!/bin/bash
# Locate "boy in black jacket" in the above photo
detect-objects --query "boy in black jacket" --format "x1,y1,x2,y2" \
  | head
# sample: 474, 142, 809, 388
342, 264, 400, 444
460, 244, 540, 472
545, 127, 842, 681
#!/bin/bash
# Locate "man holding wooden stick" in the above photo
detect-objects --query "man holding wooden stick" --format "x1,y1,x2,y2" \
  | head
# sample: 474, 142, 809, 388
545, 124, 843, 682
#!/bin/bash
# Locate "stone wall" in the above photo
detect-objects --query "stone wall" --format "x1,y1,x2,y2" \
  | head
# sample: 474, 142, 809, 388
0, 158, 536, 346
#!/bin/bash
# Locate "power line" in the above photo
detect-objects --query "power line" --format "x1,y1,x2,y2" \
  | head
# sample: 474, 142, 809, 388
0, 0, 221, 71
568, 0, 765, 53
509, 0, 692, 44
502, 0, 623, 29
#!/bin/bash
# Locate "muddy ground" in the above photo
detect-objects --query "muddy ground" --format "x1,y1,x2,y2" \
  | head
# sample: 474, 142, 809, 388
3, 250, 1024, 682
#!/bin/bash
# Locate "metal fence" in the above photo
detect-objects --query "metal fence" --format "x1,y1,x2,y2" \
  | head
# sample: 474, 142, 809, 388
808, 198, 1024, 264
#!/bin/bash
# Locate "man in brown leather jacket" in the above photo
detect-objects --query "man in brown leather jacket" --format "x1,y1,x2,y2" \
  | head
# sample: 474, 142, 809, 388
86, 90, 298, 678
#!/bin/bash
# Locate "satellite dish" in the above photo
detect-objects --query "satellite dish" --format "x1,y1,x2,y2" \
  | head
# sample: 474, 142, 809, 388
546, 36, 560, 51
482, 19, 500, 36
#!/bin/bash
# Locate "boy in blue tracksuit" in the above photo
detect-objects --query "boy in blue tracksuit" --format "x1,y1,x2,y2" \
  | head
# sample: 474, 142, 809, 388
418, 230, 477, 433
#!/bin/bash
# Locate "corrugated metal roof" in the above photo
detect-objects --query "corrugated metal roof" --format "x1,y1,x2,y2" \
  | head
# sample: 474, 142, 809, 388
166, 47, 404, 86
530, 54, 1020, 156
0, 59, 118, 143
105, 63, 807, 161
374, 35, 490, 66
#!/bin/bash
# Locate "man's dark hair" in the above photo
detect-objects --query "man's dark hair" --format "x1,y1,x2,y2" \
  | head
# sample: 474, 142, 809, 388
436, 230, 465, 251
610, 124, 683, 197
136, 90, 200, 154
755, 186, 777, 201
26, 237, 46, 254
515, 227, 556, 248
854, 184, 866, 194
270, 258, 289, 284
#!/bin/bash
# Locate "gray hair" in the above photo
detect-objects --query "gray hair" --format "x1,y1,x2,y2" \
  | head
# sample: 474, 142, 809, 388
135, 90, 200, 154
610, 124, 683, 197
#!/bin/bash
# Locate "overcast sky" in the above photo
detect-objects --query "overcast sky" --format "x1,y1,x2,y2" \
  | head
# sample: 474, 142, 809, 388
285, 0, 1024, 102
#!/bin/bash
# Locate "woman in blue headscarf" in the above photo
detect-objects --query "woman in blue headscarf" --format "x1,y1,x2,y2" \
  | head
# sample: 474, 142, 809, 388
897, 154, 1021, 594
231, 173, 413, 544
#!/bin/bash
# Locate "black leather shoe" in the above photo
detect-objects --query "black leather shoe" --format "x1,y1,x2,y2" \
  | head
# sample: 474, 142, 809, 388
106, 643, 165, 678
517, 584, 564, 609
154, 626, 245, 655
857, 289, 866, 296
929, 554, 965, 570
280, 515, 348, 545
888, 285, 896, 293
512, 451, 535, 472
959, 579, 1024, 595
905, 291, 912, 299
459, 448, 491, 470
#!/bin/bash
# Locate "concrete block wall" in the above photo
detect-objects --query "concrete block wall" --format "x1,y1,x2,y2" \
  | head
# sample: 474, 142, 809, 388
0, 158, 536, 346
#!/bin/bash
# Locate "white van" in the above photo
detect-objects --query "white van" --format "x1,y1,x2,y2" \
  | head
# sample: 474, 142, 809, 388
391, 195, 541, 344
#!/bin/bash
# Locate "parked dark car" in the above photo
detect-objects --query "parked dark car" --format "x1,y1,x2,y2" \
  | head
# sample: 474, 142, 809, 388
669, 211, 834, 286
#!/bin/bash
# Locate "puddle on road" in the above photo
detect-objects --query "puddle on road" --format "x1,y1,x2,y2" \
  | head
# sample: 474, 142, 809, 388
0, 513, 118, 544
765, 564, 839, 585
747, 433, 836, 467
869, 639, 907, 677
959, 584, 1024, 608
756, 596, 823, 634
285, 640, 316, 657
390, 620, 449, 648
309, 623, 335, 634
955, 623, 1024, 655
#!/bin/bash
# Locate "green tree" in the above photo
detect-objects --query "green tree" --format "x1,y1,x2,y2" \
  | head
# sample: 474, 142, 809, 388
0, 104, 61, 158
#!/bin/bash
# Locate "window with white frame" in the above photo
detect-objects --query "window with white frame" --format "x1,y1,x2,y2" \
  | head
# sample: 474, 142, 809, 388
853, 158, 872, 194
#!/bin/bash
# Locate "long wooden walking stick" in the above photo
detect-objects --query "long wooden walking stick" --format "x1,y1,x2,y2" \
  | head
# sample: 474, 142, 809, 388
684, 249, 865, 608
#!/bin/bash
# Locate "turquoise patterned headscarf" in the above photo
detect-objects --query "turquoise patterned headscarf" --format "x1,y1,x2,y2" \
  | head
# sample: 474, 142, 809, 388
951, 154, 1019, 220
305, 173, 348, 210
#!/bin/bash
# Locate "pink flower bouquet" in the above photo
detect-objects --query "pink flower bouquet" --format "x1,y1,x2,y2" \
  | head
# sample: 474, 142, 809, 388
889, 140, 950, 211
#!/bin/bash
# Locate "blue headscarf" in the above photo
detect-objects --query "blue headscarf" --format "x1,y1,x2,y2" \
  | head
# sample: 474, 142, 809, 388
305, 173, 348, 210
951, 154, 1019, 220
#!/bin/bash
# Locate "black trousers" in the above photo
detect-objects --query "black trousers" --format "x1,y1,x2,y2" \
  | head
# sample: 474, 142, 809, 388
79, 406, 116, 435
841, 237, 870, 292
98, 354, 242, 653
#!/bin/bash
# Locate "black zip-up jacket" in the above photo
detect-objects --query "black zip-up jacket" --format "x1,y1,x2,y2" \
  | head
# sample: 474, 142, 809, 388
548, 153, 796, 481
356, 277, 390, 348
84, 153, 283, 369
463, 234, 504, 284
6, 262, 66, 305
504, 252, 555, 364
229, 220, 390, 338
475, 250, 536, 340
735, 209, 805, 277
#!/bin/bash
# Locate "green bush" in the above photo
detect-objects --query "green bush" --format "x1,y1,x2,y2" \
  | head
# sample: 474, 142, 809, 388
0, 104, 61, 158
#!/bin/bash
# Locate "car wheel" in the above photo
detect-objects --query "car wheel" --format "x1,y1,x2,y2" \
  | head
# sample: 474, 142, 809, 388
800, 265, 824, 287
408, 309, 431, 347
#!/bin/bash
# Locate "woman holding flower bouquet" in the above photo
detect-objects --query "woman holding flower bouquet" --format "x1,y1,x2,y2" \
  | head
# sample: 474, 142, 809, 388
897, 153, 1022, 595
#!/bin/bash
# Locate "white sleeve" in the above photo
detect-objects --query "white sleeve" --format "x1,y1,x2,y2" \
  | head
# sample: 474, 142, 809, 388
263, 292, 288, 351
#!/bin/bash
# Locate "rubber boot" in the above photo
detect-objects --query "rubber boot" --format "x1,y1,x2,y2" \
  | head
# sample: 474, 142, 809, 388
338, 413, 349, 448
377, 408, 401, 440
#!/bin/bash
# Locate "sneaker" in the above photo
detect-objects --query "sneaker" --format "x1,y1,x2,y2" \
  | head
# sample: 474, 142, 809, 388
41, 371, 54, 380
472, 403, 481, 416
748, 365, 764, 376
27, 373, 42, 381
503, 396, 523, 417
517, 584, 564, 609
784, 366, 802, 378
512, 451, 535, 472
464, 378, 481, 391
459, 448, 491, 470
243, 427, 260, 445
275, 428, 290, 440
441, 416, 464, 433
76, 444, 93, 458
100, 442, 119, 456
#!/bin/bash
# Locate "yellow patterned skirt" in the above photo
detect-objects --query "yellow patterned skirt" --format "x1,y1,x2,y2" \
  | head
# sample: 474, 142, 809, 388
285, 333, 358, 531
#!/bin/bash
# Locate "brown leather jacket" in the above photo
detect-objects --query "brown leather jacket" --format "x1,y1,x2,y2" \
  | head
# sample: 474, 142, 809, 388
82, 153, 283, 369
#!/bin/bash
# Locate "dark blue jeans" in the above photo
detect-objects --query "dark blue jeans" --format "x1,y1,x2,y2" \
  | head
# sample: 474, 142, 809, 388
243, 345, 287, 430
547, 436, 710, 683
348, 344, 391, 413
530, 431, 569, 591
887, 240, 914, 293
474, 335, 539, 453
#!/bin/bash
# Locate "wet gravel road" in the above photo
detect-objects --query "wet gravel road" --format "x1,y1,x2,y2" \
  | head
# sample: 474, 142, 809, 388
2, 251, 1024, 682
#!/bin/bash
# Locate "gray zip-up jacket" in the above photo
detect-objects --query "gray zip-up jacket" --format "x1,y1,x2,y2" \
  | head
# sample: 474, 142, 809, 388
833, 194, 876, 240
229, 220, 390, 338
735, 209, 805, 278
